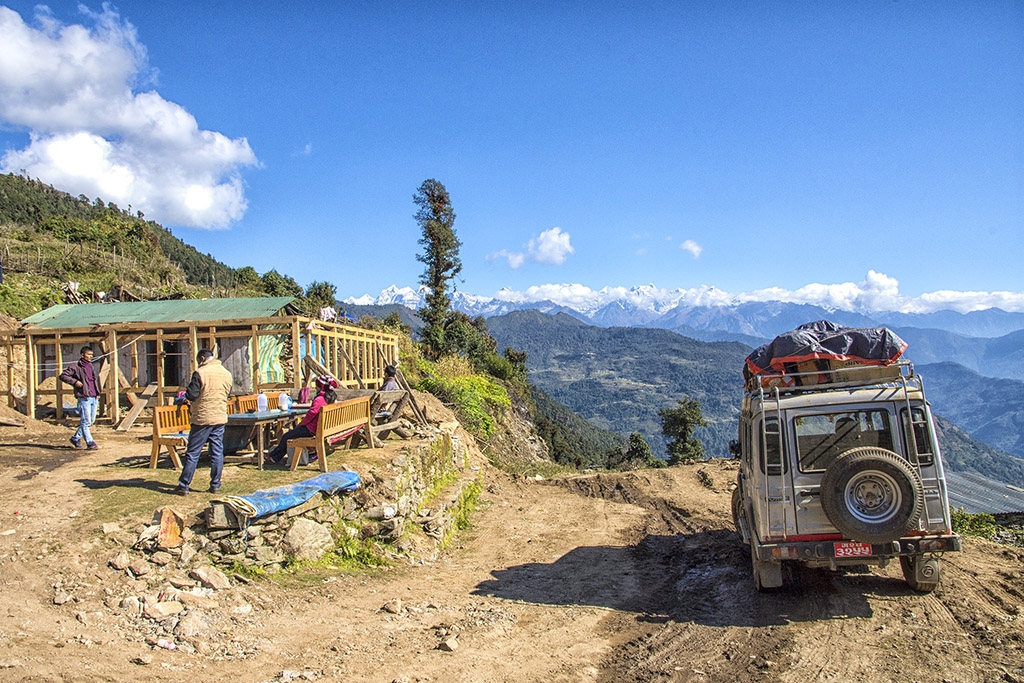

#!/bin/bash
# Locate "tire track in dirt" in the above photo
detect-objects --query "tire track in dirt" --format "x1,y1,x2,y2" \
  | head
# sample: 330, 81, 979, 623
553, 465, 1024, 683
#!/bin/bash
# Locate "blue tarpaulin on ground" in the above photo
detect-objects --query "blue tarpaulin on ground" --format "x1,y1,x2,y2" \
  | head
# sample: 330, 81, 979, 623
221, 470, 361, 520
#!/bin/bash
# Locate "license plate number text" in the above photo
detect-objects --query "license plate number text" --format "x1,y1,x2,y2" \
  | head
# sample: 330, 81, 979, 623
834, 541, 872, 557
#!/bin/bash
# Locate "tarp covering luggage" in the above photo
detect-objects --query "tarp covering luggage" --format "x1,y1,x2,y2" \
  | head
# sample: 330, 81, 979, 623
744, 320, 907, 386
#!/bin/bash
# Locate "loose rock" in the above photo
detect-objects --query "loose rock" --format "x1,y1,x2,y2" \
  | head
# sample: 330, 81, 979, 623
191, 565, 231, 590
108, 551, 131, 571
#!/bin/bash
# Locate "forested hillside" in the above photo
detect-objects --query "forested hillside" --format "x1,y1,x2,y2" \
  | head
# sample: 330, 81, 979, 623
529, 385, 627, 468
933, 415, 1024, 488
0, 173, 307, 317
920, 362, 1024, 459
488, 309, 750, 458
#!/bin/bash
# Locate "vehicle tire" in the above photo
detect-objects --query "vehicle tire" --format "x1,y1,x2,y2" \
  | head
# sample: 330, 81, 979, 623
900, 555, 939, 593
820, 447, 923, 544
732, 487, 748, 544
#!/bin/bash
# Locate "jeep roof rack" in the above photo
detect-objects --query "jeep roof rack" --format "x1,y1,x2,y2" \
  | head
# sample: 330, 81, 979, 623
745, 360, 916, 397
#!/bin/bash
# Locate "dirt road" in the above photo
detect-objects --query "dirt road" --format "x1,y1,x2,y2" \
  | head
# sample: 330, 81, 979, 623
0, 421, 1021, 682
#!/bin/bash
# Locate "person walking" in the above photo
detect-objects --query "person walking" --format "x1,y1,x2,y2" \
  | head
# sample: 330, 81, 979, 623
59, 346, 101, 449
174, 349, 233, 496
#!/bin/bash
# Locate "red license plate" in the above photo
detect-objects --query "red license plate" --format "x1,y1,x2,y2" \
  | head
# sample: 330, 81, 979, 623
834, 541, 872, 557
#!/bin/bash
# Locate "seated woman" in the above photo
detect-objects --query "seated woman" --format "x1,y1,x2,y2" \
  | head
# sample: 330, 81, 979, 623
265, 375, 339, 465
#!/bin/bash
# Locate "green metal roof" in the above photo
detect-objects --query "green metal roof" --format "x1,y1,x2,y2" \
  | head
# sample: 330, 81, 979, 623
20, 297, 296, 330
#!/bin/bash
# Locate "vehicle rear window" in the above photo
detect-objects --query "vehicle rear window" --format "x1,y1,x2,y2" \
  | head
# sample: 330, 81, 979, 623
794, 409, 894, 472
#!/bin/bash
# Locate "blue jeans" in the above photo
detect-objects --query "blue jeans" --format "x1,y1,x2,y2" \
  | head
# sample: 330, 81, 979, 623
177, 423, 225, 491
74, 397, 98, 444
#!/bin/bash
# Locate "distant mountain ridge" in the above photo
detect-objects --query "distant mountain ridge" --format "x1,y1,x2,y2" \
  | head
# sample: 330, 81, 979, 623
345, 288, 1024, 381
347, 286, 1024, 338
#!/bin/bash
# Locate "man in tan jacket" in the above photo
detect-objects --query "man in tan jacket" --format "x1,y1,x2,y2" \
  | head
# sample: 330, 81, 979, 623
175, 349, 234, 496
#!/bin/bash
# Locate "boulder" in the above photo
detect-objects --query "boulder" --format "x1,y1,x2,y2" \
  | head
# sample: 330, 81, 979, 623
282, 518, 334, 562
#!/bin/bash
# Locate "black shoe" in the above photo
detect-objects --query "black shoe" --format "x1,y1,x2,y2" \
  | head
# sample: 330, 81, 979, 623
69, 437, 81, 449
208, 486, 220, 494
173, 486, 189, 496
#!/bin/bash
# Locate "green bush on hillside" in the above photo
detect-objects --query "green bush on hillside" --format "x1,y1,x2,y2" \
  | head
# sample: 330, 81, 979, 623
417, 356, 511, 440
950, 507, 998, 540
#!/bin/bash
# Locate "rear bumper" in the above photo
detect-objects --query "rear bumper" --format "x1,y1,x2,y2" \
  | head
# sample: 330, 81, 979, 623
753, 534, 962, 563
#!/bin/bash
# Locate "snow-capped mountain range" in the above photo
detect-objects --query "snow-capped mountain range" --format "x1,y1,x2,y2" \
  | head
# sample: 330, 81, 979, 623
344, 284, 1024, 341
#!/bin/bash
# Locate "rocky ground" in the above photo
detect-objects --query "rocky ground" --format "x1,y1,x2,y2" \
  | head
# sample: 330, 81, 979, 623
0, 405, 1022, 682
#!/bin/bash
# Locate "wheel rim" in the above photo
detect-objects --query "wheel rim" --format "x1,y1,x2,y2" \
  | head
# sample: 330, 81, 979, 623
843, 469, 902, 524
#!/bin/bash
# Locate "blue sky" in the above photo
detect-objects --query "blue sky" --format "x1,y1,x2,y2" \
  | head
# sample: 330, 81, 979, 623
0, 2, 1021, 313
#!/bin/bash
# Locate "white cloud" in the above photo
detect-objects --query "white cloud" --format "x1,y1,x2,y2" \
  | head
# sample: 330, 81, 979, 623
0, 5, 257, 228
485, 271, 1024, 315
489, 227, 575, 270
680, 239, 702, 258
486, 249, 526, 269
528, 227, 574, 265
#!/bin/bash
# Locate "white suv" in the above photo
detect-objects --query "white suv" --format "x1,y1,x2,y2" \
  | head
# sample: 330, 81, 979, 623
732, 360, 961, 592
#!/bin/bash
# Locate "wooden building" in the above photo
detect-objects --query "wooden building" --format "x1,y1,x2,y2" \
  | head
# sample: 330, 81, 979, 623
0, 297, 398, 424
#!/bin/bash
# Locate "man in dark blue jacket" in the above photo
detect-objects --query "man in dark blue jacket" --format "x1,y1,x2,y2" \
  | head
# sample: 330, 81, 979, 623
59, 346, 100, 449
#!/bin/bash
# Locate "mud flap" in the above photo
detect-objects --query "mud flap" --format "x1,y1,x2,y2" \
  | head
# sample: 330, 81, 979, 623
752, 556, 783, 590
913, 557, 940, 584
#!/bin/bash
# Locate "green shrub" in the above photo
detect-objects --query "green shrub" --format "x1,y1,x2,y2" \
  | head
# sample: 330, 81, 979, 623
950, 507, 998, 540
417, 356, 511, 440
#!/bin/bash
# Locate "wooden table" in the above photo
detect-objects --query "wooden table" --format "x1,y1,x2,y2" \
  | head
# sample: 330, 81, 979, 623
225, 408, 308, 469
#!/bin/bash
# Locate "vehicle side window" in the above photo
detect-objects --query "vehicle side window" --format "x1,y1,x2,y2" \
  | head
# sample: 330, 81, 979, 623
759, 416, 787, 475
901, 407, 935, 466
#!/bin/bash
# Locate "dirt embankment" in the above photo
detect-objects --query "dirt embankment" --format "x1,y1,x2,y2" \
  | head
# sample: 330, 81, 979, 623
0, 419, 1021, 682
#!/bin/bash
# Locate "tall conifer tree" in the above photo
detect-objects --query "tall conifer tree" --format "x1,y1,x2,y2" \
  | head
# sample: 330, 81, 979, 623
414, 179, 461, 358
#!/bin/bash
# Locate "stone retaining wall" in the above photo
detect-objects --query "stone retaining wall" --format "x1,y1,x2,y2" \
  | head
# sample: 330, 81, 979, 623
186, 429, 481, 571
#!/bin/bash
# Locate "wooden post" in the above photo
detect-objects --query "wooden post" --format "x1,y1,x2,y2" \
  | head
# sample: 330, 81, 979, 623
24, 334, 35, 419
291, 318, 301, 391
3, 336, 11, 409
189, 325, 199, 368
129, 335, 139, 387
156, 327, 165, 406
55, 333, 64, 419
107, 329, 120, 423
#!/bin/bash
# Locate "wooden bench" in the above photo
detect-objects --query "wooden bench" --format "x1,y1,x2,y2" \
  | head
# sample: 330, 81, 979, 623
151, 404, 190, 469
286, 396, 375, 471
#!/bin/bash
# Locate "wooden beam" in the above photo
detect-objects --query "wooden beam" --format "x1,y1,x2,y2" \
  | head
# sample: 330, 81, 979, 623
24, 334, 35, 419
55, 333, 64, 419
116, 382, 158, 431
291, 317, 301, 391
107, 329, 119, 423
250, 323, 260, 393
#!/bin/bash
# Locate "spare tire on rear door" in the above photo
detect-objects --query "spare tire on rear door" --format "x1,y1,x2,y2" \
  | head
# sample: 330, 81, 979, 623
820, 447, 924, 544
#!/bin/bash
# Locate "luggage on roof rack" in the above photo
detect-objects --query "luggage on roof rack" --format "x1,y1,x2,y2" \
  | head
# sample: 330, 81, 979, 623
743, 320, 908, 392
